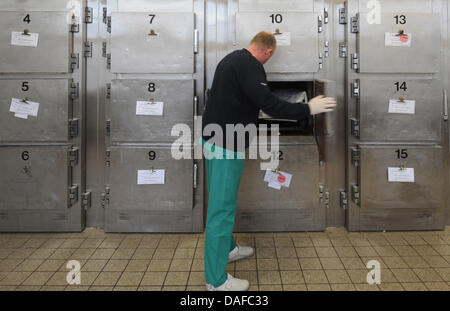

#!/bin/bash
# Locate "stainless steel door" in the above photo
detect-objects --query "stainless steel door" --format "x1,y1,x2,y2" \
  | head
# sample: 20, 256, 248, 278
110, 79, 194, 143
357, 145, 445, 230
0, 0, 73, 10
236, 142, 323, 231
357, 13, 440, 73
235, 12, 319, 73
110, 12, 195, 73
238, 0, 314, 12
0, 79, 71, 142
358, 79, 443, 142
105, 146, 195, 232
0, 11, 71, 73
0, 145, 73, 231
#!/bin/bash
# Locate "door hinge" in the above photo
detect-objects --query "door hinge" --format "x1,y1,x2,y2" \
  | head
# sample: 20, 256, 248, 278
324, 41, 329, 58
339, 8, 347, 24
101, 186, 110, 208
70, 82, 79, 100
69, 118, 79, 139
318, 15, 323, 33
106, 83, 111, 99
83, 42, 93, 58
68, 147, 79, 167
102, 42, 107, 58
351, 16, 359, 33
70, 14, 79, 33
340, 190, 348, 210
106, 149, 111, 167
319, 183, 329, 208
319, 183, 324, 204
68, 185, 79, 208
351, 82, 360, 98
351, 184, 360, 206
81, 191, 92, 210
106, 53, 111, 69
324, 8, 329, 24
339, 42, 347, 58
351, 53, 359, 71
70, 53, 79, 72
106, 120, 111, 137
350, 118, 360, 138
84, 7, 93, 23
350, 146, 360, 166
102, 7, 108, 24
107, 16, 112, 33
318, 53, 323, 70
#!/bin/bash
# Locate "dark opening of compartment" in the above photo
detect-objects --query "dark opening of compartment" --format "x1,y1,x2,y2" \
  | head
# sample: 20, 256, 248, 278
258, 81, 315, 136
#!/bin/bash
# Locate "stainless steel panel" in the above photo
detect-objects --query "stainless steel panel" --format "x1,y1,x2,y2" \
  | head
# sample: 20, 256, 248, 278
235, 143, 324, 231
110, 12, 195, 73
358, 0, 432, 13
110, 79, 194, 143
0, 146, 69, 211
358, 13, 440, 73
238, 0, 313, 12
359, 79, 442, 142
236, 12, 319, 73
0, 11, 71, 73
0, 79, 70, 142
359, 145, 445, 230
0, 0, 73, 10
117, 0, 193, 12
106, 146, 194, 232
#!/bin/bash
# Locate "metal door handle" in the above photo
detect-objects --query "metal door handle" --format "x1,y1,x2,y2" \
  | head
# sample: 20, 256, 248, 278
194, 96, 198, 117
444, 90, 448, 121
193, 163, 198, 189
194, 29, 199, 54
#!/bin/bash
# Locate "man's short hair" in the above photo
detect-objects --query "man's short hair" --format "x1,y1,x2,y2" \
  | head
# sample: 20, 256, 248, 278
250, 31, 277, 50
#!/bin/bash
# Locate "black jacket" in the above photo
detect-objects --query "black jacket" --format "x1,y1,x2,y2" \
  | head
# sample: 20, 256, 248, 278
202, 49, 311, 152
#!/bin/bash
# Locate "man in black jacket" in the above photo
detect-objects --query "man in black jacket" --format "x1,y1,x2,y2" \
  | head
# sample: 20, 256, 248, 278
202, 31, 336, 291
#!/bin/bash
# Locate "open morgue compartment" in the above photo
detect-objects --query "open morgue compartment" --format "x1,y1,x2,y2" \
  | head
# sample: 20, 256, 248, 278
235, 80, 334, 232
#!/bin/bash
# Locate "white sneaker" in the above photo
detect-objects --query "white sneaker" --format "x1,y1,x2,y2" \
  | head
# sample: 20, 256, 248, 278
228, 245, 254, 263
206, 273, 249, 291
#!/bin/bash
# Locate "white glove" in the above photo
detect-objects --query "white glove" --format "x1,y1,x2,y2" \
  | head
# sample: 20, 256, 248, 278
308, 95, 337, 115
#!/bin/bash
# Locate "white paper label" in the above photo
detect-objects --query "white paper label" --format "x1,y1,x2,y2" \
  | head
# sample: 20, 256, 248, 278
10, 98, 39, 118
388, 167, 415, 183
388, 99, 416, 114
274, 32, 291, 46
385, 32, 412, 47
137, 169, 165, 185
268, 181, 282, 190
14, 113, 29, 119
11, 31, 39, 47
264, 169, 292, 190
136, 101, 163, 116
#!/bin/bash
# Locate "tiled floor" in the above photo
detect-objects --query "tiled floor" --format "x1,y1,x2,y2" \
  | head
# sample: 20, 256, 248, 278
0, 227, 450, 291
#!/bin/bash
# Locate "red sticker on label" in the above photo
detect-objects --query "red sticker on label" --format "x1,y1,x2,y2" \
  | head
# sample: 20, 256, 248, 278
400, 34, 409, 43
278, 174, 286, 183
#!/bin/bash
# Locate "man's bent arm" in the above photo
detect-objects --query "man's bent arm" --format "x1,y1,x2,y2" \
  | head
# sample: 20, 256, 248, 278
236, 63, 311, 120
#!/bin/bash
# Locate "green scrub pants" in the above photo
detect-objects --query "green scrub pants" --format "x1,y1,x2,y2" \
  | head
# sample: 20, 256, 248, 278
202, 139, 245, 287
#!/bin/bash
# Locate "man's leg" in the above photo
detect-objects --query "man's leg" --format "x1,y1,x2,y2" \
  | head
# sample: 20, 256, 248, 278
230, 236, 237, 251
204, 155, 244, 287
